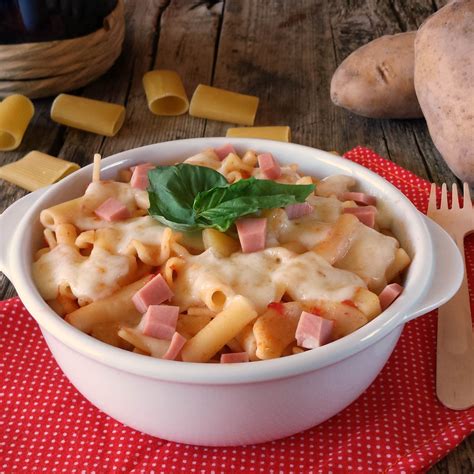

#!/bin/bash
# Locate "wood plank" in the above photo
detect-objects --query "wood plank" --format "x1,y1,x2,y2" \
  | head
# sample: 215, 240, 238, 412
101, 0, 224, 156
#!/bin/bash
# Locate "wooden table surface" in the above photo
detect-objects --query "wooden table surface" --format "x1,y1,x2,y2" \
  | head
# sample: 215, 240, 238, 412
0, 0, 472, 470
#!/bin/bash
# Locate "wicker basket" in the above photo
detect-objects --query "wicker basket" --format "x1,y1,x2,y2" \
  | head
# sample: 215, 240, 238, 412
0, 0, 125, 99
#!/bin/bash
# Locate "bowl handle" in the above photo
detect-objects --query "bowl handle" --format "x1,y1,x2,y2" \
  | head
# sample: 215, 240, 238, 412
0, 188, 48, 280
403, 215, 464, 322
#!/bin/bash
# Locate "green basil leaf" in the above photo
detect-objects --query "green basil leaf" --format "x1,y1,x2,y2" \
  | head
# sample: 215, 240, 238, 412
194, 177, 315, 231
148, 164, 227, 231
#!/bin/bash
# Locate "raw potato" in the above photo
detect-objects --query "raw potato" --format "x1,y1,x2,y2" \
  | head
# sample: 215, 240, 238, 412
331, 32, 423, 119
414, 0, 474, 182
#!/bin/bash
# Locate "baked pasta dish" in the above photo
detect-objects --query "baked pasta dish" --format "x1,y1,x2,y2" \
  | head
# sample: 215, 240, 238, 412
32, 145, 410, 363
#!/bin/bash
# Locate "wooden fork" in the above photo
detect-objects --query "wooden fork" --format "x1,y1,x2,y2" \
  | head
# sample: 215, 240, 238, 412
427, 183, 474, 410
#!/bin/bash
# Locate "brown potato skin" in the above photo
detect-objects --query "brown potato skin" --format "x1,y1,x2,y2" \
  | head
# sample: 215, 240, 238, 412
331, 32, 423, 119
414, 0, 474, 182
331, 31, 423, 119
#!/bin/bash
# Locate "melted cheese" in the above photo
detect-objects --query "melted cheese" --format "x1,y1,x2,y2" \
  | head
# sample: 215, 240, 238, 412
316, 175, 356, 197
336, 223, 399, 292
94, 216, 168, 254
172, 247, 366, 313
32, 244, 133, 302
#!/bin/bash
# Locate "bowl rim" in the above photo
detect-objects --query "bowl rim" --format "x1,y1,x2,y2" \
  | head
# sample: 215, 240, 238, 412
9, 138, 434, 384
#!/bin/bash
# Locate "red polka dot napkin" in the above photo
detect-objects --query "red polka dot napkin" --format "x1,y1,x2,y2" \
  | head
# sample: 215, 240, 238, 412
1, 147, 473, 473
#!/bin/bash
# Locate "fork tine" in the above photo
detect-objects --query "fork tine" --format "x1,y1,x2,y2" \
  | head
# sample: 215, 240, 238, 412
463, 182, 472, 210
451, 183, 460, 209
428, 183, 438, 213
440, 183, 448, 210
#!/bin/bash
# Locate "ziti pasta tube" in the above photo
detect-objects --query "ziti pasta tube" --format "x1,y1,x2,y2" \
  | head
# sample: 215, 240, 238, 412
51, 94, 125, 137
226, 126, 291, 142
142, 70, 189, 115
0, 94, 34, 151
189, 84, 259, 125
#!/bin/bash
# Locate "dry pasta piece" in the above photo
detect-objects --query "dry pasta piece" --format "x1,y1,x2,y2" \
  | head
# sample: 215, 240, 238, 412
0, 151, 79, 192
189, 84, 259, 126
181, 296, 257, 363
65, 275, 151, 333
0, 94, 34, 151
142, 70, 189, 116
226, 126, 291, 142
51, 94, 125, 137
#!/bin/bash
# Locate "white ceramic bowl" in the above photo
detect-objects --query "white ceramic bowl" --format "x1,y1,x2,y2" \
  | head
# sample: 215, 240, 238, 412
0, 138, 463, 446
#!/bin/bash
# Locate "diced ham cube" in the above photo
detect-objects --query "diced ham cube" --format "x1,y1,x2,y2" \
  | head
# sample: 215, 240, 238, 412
131, 163, 154, 190
285, 202, 313, 219
162, 332, 187, 360
94, 197, 131, 222
236, 217, 267, 253
132, 274, 174, 313
339, 192, 377, 206
295, 311, 334, 349
130, 162, 155, 173
220, 352, 250, 363
343, 206, 377, 228
214, 144, 236, 160
141, 305, 180, 340
379, 283, 404, 311
257, 152, 281, 180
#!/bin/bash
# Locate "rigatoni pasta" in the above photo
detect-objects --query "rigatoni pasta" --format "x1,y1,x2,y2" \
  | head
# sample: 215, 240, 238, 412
143, 70, 189, 116
32, 145, 411, 364
189, 84, 259, 125
51, 93, 125, 136
226, 126, 291, 142
0, 151, 79, 191
0, 94, 34, 151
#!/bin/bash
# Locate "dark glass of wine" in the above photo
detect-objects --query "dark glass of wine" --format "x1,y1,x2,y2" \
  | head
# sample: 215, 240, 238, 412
0, 0, 117, 44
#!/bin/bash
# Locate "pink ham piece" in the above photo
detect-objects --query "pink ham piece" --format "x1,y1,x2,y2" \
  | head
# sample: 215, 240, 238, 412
236, 217, 267, 253
130, 163, 154, 190
130, 162, 155, 173
162, 332, 187, 360
285, 202, 313, 219
220, 352, 250, 363
295, 311, 334, 349
339, 192, 377, 206
257, 152, 281, 180
94, 197, 131, 222
132, 274, 174, 313
379, 283, 404, 311
214, 144, 236, 160
343, 206, 377, 228
141, 305, 180, 340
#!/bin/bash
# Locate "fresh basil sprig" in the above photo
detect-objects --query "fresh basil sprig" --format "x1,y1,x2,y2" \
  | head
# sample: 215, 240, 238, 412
147, 164, 315, 232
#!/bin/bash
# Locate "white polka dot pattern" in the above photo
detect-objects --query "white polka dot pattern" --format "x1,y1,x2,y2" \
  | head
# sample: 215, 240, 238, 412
0, 147, 473, 473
